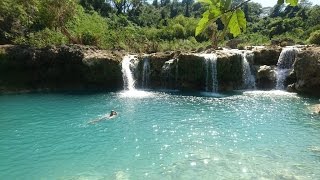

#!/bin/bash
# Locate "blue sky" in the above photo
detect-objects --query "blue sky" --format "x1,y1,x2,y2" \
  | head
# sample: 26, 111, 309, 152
251, 0, 320, 7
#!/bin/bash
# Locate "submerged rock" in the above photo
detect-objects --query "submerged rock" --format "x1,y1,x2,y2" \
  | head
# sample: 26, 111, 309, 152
309, 104, 320, 114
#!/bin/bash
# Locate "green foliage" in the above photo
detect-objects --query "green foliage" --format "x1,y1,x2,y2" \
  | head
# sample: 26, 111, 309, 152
196, 0, 248, 48
228, 9, 246, 37
238, 33, 270, 46
38, 0, 77, 29
308, 30, 320, 45
66, 6, 107, 46
172, 24, 187, 39
14, 28, 67, 47
1, 0, 318, 52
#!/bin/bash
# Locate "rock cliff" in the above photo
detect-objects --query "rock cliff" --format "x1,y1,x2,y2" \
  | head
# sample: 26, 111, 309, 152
0, 45, 123, 92
1, 45, 320, 97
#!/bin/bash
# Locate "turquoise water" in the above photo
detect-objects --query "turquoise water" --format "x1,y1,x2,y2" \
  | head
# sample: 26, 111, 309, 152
1, 90, 320, 179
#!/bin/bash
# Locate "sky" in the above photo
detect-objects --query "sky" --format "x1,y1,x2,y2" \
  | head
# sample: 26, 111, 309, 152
251, 0, 320, 7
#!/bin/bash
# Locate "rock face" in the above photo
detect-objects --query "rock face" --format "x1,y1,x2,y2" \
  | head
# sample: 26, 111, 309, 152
133, 51, 244, 91
0, 45, 123, 92
1, 45, 320, 97
135, 52, 175, 89
291, 47, 320, 96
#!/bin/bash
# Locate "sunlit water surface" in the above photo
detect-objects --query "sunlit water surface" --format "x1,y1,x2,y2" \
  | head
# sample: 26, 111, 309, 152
1, 90, 320, 179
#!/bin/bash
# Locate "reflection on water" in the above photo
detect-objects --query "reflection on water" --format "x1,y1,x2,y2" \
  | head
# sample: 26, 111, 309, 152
118, 90, 156, 98
0, 90, 320, 179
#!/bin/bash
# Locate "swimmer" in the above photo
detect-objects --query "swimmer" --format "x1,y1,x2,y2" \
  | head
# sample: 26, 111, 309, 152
109, 110, 118, 118
89, 110, 118, 124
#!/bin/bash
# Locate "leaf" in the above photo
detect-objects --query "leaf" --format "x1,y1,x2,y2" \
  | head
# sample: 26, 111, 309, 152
195, 10, 210, 36
227, 9, 246, 37
286, 0, 298, 6
220, 12, 232, 27
195, 6, 221, 36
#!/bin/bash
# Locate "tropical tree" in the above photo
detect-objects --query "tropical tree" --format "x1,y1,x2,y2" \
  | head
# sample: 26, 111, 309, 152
195, 0, 299, 48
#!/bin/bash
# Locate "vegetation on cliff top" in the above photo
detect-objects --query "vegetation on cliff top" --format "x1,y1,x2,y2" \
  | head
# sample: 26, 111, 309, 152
0, 0, 319, 52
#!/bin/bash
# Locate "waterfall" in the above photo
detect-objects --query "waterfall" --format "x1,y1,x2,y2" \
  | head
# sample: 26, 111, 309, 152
276, 47, 298, 90
161, 59, 178, 89
200, 54, 218, 92
142, 58, 150, 88
121, 55, 137, 90
241, 52, 256, 89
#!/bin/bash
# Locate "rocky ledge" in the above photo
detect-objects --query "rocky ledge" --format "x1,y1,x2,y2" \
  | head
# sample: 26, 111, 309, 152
0, 45, 320, 97
0, 45, 124, 92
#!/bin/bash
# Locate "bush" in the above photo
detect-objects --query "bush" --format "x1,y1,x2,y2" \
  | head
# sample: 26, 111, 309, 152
172, 24, 186, 39
238, 33, 270, 46
66, 6, 107, 47
14, 28, 67, 47
81, 31, 98, 45
308, 30, 320, 45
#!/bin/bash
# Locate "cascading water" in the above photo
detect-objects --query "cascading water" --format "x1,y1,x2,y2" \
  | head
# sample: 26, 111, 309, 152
200, 54, 218, 92
276, 47, 298, 90
121, 55, 137, 90
241, 52, 256, 89
161, 59, 178, 89
142, 58, 150, 88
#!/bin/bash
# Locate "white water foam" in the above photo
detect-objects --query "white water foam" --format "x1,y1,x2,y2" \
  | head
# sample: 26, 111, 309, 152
122, 55, 137, 91
275, 47, 298, 90
241, 52, 256, 89
161, 59, 179, 89
118, 90, 155, 98
142, 58, 150, 89
199, 54, 218, 92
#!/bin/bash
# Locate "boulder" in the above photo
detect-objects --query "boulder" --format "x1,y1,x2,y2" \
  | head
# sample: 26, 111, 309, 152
292, 47, 320, 96
256, 65, 276, 90
252, 46, 281, 65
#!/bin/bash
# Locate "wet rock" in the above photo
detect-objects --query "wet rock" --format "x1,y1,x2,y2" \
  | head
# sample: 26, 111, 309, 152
256, 65, 276, 90
287, 84, 296, 92
176, 53, 206, 90
133, 52, 175, 89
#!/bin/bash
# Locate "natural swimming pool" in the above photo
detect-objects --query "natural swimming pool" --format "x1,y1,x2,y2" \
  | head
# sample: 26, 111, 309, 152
0, 90, 320, 179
